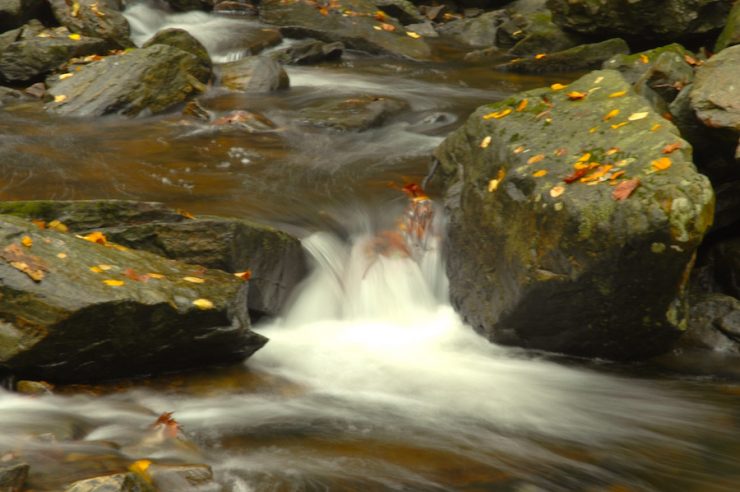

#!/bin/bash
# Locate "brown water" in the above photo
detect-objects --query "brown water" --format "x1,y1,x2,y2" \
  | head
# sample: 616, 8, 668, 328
1, 4, 740, 491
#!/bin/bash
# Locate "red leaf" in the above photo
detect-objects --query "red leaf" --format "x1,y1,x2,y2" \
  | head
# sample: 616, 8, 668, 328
612, 178, 640, 201
563, 167, 589, 183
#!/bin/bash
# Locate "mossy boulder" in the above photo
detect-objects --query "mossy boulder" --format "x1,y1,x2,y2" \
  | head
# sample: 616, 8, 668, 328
432, 69, 714, 359
603, 44, 694, 85
0, 214, 267, 383
217, 56, 289, 92
259, 0, 432, 60
495, 38, 628, 73
142, 28, 211, 73
498, 8, 583, 56
0, 200, 308, 320
0, 23, 108, 84
715, 0, 740, 52
48, 0, 133, 49
46, 44, 211, 117
546, 0, 732, 43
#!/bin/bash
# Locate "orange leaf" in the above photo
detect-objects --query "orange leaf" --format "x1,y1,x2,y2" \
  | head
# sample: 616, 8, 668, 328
566, 91, 587, 100
183, 276, 205, 284
639, 54, 649, 64
608, 90, 627, 98
563, 167, 589, 183
513, 146, 525, 154
533, 169, 548, 177
611, 121, 629, 129
81, 231, 107, 245
662, 142, 682, 154
380, 22, 395, 31
550, 185, 565, 198
650, 123, 662, 132
21, 236, 33, 248
550, 83, 567, 91
612, 178, 640, 201
651, 157, 672, 171
123, 268, 149, 282
1, 243, 46, 282
610, 170, 625, 180
516, 99, 528, 112
534, 53, 546, 60
527, 154, 545, 165
603, 109, 620, 121
234, 270, 252, 281
482, 108, 512, 120
32, 219, 46, 230
177, 209, 195, 219
580, 164, 613, 183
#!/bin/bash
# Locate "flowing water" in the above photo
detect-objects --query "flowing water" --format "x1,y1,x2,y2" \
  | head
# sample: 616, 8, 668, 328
1, 3, 740, 491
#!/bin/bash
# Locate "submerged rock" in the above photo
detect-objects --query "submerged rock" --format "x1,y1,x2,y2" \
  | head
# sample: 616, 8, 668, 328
48, 0, 133, 49
0, 214, 267, 383
217, 56, 289, 92
46, 44, 211, 117
0, 461, 30, 492
259, 0, 432, 60
433, 69, 714, 360
546, 0, 731, 43
495, 38, 628, 73
269, 39, 344, 65
147, 464, 219, 492
296, 95, 409, 131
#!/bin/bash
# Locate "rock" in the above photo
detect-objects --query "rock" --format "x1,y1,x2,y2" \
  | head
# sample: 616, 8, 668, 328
680, 293, 740, 352
142, 28, 211, 72
374, 0, 425, 25
432, 69, 714, 360
147, 464, 220, 492
0, 461, 29, 492
259, 0, 432, 60
546, 0, 732, 43
712, 180, 740, 231
296, 94, 409, 131
0, 0, 47, 32
404, 21, 437, 38
46, 44, 211, 117
689, 45, 740, 158
498, 8, 582, 56
495, 38, 628, 73
715, 0, 740, 52
213, 0, 258, 15
164, 0, 212, 11
16, 379, 54, 395
269, 39, 344, 65
0, 86, 29, 107
0, 214, 267, 383
0, 24, 109, 84
603, 44, 693, 85
714, 236, 740, 298
439, 11, 505, 49
634, 51, 695, 108
64, 472, 154, 492
48, 0, 133, 49
217, 56, 289, 92
0, 200, 308, 320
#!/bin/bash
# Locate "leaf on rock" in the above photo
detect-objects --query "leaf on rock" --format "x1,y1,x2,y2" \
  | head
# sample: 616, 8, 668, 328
608, 90, 627, 98
234, 270, 252, 281
662, 142, 682, 154
612, 178, 640, 201
516, 99, 528, 112
54, 95, 67, 103
550, 185, 565, 198
550, 83, 567, 91
513, 146, 525, 154
183, 276, 205, 284
563, 167, 589, 183
650, 123, 662, 132
21, 236, 33, 247
193, 298, 215, 310
639, 54, 649, 64
603, 109, 620, 121
406, 31, 421, 39
103, 279, 124, 287
380, 23, 395, 31
482, 108, 512, 120
527, 154, 545, 165
32, 219, 46, 229
147, 272, 165, 279
479, 136, 492, 149
68, 33, 81, 41
566, 91, 587, 101
534, 53, 547, 60
123, 268, 149, 282
1, 244, 47, 282
81, 231, 107, 245
533, 169, 548, 177
48, 220, 68, 232
628, 112, 648, 121
651, 157, 672, 171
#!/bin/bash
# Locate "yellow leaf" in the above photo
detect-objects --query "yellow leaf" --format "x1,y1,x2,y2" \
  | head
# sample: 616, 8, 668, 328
90, 266, 103, 273
21, 236, 33, 247
129, 459, 152, 481
97, 264, 113, 271
192, 298, 214, 310
487, 179, 501, 192
516, 99, 528, 112
650, 123, 662, 132
183, 276, 205, 284
234, 270, 252, 280
147, 273, 165, 279
594, 76, 604, 84
81, 231, 107, 245
58, 73, 74, 80
639, 54, 649, 64
48, 220, 68, 232
611, 121, 629, 129
566, 91, 587, 101
54, 95, 67, 103
406, 31, 421, 39
603, 109, 620, 121
550, 83, 567, 91
533, 169, 548, 177
651, 157, 672, 171
373, 25, 382, 30
57, 252, 67, 259
513, 146, 525, 154
103, 279, 124, 287
577, 153, 591, 163
71, 1, 80, 16
550, 185, 565, 198
534, 53, 547, 59
608, 90, 627, 98
68, 33, 81, 41
482, 108, 512, 120
628, 112, 649, 121
580, 164, 613, 183
589, 127, 598, 133
480, 136, 492, 148
606, 147, 620, 156
527, 154, 545, 165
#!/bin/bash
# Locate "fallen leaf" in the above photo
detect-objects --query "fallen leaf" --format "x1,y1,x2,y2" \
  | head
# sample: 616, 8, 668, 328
193, 298, 215, 310
594, 76, 604, 84
183, 276, 205, 284
639, 54, 649, 64
147, 273, 165, 279
48, 220, 68, 232
566, 91, 587, 100
611, 121, 629, 129
380, 23, 395, 31
576, 153, 591, 163
550, 83, 567, 91
234, 270, 252, 280
59, 73, 74, 80
129, 459, 152, 476
89, 266, 103, 273
628, 111, 649, 121
610, 170, 625, 180
550, 185, 565, 198
516, 99, 528, 112
57, 252, 67, 259
684, 54, 700, 66
406, 31, 421, 39
563, 167, 589, 183
553, 147, 567, 157
374, 10, 387, 21
533, 169, 548, 177
580, 164, 613, 183
608, 90, 627, 98
650, 123, 662, 132
603, 109, 620, 121
482, 108, 512, 120
81, 231, 107, 245
662, 142, 682, 154
71, 1, 80, 16
513, 146, 525, 154
319, 6, 329, 15
612, 178, 640, 200
1, 244, 47, 281
480, 136, 492, 148
606, 147, 620, 156
123, 268, 149, 282
488, 179, 501, 192
651, 157, 672, 171
535, 53, 547, 59
31, 219, 46, 229
54, 95, 67, 103
103, 279, 124, 287
21, 236, 33, 248
68, 33, 81, 40
527, 154, 545, 165
589, 127, 598, 133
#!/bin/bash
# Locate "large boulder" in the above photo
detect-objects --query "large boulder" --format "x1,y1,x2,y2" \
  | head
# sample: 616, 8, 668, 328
217, 56, 289, 92
0, 23, 108, 84
0, 200, 308, 320
495, 38, 628, 73
48, 0, 133, 49
259, 0, 432, 60
142, 28, 211, 73
0, 214, 267, 383
546, 0, 732, 43
432, 69, 714, 359
46, 44, 211, 117
715, 0, 740, 52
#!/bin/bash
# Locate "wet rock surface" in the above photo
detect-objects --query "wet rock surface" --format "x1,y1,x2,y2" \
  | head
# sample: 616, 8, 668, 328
495, 38, 628, 73
297, 95, 409, 131
217, 56, 289, 92
48, 0, 133, 49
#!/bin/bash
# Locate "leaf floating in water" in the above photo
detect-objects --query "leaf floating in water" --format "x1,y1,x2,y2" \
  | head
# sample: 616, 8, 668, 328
21, 236, 32, 248
566, 91, 587, 100
482, 108, 512, 120
662, 142, 682, 154
608, 90, 627, 98
479, 136, 492, 148
603, 109, 620, 121
192, 298, 214, 310
533, 169, 548, 177
628, 112, 649, 121
527, 154, 545, 165
651, 157, 672, 171
612, 178, 640, 200
183, 276, 205, 284
550, 83, 567, 91
103, 279, 124, 287
550, 185, 565, 198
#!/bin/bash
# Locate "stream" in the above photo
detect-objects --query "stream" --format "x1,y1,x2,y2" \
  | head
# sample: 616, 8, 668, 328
1, 3, 740, 491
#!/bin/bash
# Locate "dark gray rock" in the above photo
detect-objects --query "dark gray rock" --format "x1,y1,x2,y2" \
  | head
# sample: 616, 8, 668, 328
714, 236, 740, 299
0, 0, 47, 32
48, 0, 133, 49
433, 69, 714, 360
680, 293, 740, 353
438, 10, 505, 48
603, 44, 694, 85
374, 0, 424, 25
46, 44, 211, 117
269, 39, 344, 65
217, 56, 289, 92
0, 461, 29, 492
495, 38, 628, 73
690, 45, 740, 139
0, 86, 29, 107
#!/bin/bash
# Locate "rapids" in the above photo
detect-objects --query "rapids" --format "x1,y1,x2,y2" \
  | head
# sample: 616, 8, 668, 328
1, 2, 739, 491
